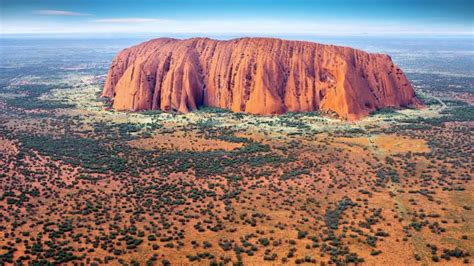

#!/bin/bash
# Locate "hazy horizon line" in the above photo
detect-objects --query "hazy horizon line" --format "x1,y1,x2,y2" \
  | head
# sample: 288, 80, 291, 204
1, 32, 473, 39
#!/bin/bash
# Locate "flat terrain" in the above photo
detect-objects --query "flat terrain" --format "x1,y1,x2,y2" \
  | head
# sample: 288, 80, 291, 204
0, 37, 473, 265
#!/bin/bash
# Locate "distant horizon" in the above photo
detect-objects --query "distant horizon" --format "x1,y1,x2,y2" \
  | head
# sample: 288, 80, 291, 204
1, 32, 473, 40
1, 0, 472, 36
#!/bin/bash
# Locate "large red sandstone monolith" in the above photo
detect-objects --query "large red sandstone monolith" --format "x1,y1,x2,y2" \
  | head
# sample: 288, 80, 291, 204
102, 37, 421, 120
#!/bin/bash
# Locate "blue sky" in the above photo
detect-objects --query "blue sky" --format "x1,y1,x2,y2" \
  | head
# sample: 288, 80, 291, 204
1, 0, 473, 35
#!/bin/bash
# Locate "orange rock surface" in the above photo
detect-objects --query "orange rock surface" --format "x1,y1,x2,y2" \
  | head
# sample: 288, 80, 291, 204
102, 37, 420, 120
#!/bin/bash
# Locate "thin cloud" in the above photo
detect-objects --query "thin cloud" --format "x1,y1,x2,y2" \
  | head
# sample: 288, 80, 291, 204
34, 9, 90, 16
2, 18, 472, 36
93, 18, 167, 23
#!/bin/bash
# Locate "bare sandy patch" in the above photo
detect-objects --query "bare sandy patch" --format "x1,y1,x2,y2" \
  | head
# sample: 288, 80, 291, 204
128, 131, 243, 152
0, 138, 18, 154
373, 134, 430, 155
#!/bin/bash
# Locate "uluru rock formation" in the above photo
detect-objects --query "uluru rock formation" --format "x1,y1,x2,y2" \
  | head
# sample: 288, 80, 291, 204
102, 37, 420, 120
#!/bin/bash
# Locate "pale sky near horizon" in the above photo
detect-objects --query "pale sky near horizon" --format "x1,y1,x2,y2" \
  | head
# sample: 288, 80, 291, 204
1, 0, 473, 36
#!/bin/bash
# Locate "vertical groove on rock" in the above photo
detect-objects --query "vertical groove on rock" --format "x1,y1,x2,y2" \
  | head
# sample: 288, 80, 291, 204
103, 37, 421, 120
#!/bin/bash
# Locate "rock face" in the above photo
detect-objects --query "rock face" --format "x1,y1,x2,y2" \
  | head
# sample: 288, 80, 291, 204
102, 37, 420, 120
